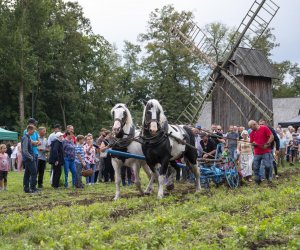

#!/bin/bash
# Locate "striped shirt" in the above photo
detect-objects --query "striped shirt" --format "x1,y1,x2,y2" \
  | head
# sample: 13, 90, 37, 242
75, 144, 85, 164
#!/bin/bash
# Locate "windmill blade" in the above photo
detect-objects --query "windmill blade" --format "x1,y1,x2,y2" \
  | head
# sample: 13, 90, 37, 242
171, 0, 279, 69
171, 0, 278, 126
219, 70, 273, 122
170, 14, 217, 68
220, 0, 279, 64
176, 78, 212, 125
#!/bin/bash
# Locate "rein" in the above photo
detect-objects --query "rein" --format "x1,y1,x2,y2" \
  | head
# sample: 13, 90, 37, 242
201, 128, 266, 147
168, 132, 216, 158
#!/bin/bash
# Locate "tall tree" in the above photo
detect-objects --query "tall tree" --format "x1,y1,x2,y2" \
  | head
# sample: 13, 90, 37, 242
139, 5, 203, 122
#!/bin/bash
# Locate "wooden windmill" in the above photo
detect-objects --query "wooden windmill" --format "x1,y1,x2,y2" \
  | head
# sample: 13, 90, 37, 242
171, 0, 279, 128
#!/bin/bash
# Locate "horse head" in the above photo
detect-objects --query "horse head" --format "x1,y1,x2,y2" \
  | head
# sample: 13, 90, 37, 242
111, 104, 132, 137
142, 99, 167, 135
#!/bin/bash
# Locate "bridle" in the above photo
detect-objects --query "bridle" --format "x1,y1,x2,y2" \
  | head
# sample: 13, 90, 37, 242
143, 105, 161, 132
113, 106, 128, 128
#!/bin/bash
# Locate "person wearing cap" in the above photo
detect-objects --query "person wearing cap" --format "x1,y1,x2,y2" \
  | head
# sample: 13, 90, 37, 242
22, 125, 39, 193
48, 132, 64, 188
237, 130, 253, 182
23, 118, 41, 170
48, 124, 62, 147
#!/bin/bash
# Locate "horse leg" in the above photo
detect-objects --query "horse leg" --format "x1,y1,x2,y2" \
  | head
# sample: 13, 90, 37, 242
158, 160, 169, 199
132, 163, 143, 195
189, 163, 201, 192
144, 175, 154, 194
144, 165, 157, 194
142, 163, 152, 180
166, 161, 179, 191
112, 161, 122, 200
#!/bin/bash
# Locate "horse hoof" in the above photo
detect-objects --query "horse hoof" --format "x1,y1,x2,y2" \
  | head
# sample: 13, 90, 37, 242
144, 188, 153, 194
113, 196, 120, 201
166, 183, 174, 191
157, 194, 164, 199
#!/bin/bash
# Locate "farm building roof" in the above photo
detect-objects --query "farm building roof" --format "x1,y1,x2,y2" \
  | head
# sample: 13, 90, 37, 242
230, 47, 277, 78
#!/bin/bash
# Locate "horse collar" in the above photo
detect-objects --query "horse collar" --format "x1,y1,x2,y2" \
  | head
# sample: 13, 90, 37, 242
141, 130, 168, 146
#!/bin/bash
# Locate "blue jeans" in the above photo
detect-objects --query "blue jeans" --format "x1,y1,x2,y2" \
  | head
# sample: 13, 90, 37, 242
259, 162, 265, 180
23, 159, 37, 191
253, 152, 273, 184
64, 157, 76, 187
86, 163, 95, 184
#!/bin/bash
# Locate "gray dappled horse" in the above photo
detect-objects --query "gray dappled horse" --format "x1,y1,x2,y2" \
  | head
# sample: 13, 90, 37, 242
141, 99, 201, 199
111, 103, 152, 200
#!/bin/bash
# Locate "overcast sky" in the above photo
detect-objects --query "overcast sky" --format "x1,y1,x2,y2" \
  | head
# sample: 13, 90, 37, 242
72, 0, 299, 64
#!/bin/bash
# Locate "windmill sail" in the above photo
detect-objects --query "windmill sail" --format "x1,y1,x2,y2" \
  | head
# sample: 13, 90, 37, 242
171, 0, 279, 125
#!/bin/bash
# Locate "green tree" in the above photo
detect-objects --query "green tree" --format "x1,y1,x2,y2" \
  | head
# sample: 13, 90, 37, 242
139, 5, 203, 122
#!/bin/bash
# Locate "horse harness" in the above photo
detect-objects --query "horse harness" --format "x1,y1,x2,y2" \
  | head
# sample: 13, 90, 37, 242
110, 126, 137, 162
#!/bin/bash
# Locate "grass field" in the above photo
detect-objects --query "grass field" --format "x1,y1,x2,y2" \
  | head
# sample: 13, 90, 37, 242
0, 164, 299, 250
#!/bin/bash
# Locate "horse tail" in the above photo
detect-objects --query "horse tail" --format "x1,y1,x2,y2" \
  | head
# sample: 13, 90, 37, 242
182, 125, 197, 165
183, 126, 195, 146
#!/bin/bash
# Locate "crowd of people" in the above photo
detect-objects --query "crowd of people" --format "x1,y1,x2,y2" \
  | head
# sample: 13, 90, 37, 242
191, 120, 300, 185
0, 119, 124, 193
0, 117, 299, 193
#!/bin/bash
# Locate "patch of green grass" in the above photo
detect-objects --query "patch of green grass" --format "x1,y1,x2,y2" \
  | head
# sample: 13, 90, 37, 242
0, 164, 299, 249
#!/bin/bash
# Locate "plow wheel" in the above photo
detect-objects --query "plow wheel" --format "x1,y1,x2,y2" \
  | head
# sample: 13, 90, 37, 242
225, 168, 240, 189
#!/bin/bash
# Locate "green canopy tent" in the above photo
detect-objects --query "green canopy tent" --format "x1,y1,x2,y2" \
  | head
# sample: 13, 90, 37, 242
0, 128, 18, 141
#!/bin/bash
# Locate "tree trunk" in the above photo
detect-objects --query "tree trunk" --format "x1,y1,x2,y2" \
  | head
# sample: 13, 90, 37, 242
19, 81, 25, 128
60, 99, 66, 129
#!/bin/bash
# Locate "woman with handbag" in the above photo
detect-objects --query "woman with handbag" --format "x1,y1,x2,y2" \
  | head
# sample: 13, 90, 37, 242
84, 134, 96, 185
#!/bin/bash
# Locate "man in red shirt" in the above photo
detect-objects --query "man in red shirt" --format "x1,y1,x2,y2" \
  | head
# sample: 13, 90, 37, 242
248, 120, 274, 184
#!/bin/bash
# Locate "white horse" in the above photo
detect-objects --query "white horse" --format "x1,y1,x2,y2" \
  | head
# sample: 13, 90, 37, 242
141, 99, 201, 199
110, 103, 152, 200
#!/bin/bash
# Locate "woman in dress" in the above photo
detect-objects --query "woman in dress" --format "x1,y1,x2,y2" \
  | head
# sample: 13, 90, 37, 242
84, 134, 96, 185
237, 130, 253, 182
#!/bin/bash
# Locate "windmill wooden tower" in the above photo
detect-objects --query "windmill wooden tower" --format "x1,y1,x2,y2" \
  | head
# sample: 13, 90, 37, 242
171, 0, 279, 128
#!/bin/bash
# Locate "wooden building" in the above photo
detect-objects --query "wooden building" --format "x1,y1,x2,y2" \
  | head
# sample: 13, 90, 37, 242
212, 47, 276, 129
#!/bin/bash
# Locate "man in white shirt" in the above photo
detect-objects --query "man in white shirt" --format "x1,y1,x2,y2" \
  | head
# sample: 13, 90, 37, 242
47, 124, 62, 147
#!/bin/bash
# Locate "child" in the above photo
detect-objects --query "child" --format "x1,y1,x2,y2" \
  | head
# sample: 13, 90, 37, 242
289, 133, 300, 166
0, 144, 9, 191
75, 135, 85, 188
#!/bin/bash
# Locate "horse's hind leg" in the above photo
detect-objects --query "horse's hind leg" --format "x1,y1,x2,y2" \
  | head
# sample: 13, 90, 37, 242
166, 161, 179, 190
132, 163, 143, 195
142, 164, 152, 180
189, 163, 201, 192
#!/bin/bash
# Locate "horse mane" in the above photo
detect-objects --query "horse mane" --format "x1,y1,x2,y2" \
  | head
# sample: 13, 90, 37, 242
111, 103, 133, 128
142, 99, 167, 127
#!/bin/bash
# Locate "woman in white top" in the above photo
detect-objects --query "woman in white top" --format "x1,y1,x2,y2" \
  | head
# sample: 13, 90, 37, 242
11, 144, 18, 171
237, 130, 253, 182
16, 142, 23, 172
